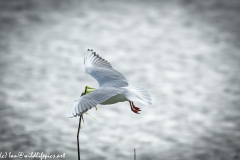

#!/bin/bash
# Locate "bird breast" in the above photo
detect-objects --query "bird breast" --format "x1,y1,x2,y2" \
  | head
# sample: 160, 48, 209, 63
100, 94, 128, 105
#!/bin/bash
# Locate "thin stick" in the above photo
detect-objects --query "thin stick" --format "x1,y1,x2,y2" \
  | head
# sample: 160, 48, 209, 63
77, 92, 86, 160
134, 148, 136, 160
77, 115, 83, 160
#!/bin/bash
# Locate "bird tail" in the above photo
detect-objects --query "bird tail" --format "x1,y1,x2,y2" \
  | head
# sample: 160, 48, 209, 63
123, 86, 152, 105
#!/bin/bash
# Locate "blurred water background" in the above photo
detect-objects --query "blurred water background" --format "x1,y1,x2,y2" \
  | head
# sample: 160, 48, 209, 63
0, 0, 240, 160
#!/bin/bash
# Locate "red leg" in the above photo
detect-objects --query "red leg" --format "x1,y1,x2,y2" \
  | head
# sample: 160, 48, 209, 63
129, 101, 135, 112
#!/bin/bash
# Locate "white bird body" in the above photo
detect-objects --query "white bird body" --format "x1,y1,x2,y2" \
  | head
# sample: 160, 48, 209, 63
68, 49, 152, 118
100, 93, 128, 105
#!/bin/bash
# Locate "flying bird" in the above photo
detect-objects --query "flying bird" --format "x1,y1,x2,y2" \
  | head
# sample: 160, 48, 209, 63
68, 49, 152, 118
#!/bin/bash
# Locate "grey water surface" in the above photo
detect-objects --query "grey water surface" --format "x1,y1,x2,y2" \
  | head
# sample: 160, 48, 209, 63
1, 0, 240, 160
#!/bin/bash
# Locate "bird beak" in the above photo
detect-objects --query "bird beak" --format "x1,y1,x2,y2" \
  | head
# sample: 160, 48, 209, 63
85, 86, 96, 94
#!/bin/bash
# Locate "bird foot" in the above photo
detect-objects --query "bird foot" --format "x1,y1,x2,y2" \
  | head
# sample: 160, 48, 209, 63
129, 101, 141, 114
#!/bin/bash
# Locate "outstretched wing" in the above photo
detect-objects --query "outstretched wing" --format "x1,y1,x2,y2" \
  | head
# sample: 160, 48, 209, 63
68, 87, 125, 118
84, 49, 128, 87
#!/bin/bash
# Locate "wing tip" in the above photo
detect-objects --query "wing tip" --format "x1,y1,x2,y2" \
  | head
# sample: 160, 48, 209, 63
84, 49, 112, 68
68, 102, 93, 118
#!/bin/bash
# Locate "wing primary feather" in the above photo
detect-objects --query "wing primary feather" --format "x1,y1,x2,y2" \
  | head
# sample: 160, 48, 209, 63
84, 50, 128, 87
